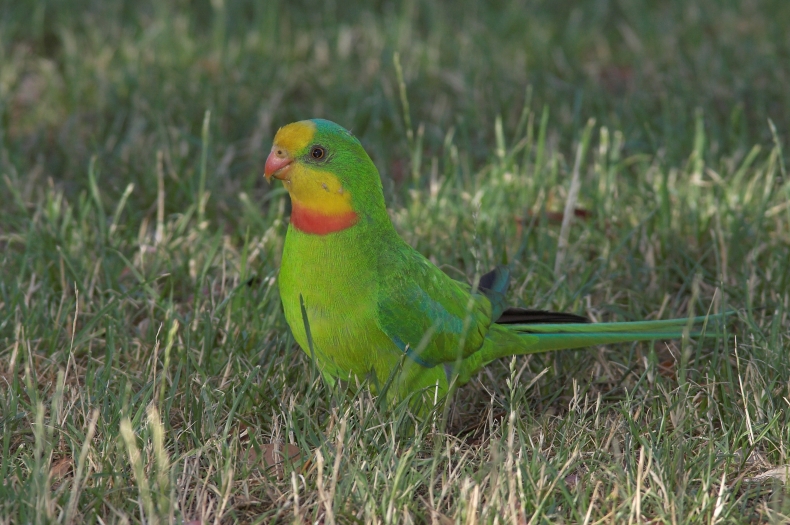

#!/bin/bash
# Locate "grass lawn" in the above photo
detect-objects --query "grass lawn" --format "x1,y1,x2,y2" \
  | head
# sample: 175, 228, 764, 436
1, 0, 789, 522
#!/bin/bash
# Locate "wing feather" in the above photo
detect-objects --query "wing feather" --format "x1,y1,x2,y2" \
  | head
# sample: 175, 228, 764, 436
375, 247, 495, 367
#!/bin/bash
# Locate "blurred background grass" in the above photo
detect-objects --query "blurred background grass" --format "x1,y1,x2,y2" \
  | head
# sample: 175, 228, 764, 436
3, 0, 789, 219
2, 0, 790, 522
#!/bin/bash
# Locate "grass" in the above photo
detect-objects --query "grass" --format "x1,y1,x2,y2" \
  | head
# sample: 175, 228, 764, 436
1, 0, 789, 522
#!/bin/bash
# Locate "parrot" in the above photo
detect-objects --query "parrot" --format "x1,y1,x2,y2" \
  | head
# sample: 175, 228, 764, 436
264, 118, 722, 408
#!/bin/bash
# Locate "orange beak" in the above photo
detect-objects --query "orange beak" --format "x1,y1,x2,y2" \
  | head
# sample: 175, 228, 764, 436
264, 146, 293, 181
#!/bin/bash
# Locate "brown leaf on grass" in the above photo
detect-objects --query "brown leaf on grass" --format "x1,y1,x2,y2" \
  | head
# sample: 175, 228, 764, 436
520, 207, 593, 225
516, 207, 593, 239
50, 456, 73, 480
262, 443, 301, 468
247, 443, 303, 480
658, 359, 677, 379
746, 465, 790, 483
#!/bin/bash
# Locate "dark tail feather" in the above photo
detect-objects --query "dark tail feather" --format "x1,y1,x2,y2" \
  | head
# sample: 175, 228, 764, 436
478, 266, 510, 295
495, 307, 590, 325
478, 266, 511, 321
479, 266, 589, 325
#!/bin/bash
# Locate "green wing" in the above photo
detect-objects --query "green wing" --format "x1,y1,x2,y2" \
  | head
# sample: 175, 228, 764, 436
375, 247, 496, 368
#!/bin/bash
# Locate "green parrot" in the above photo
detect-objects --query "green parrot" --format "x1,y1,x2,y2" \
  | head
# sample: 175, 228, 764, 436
264, 119, 721, 407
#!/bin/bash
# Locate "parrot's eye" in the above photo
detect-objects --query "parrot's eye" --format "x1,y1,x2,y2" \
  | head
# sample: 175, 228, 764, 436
311, 146, 326, 159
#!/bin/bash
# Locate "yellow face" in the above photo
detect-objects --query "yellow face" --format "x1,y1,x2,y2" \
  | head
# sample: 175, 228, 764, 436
271, 121, 355, 217
285, 164, 354, 215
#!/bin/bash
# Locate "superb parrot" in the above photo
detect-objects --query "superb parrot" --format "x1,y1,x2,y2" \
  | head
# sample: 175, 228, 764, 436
264, 119, 721, 407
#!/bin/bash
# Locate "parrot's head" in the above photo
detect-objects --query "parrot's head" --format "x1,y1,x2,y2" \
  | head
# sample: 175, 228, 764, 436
264, 119, 386, 234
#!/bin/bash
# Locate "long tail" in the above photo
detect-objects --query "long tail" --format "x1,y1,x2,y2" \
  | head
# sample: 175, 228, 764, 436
471, 313, 729, 373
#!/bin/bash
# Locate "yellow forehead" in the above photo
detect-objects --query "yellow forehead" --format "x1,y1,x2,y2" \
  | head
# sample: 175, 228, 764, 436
273, 121, 316, 153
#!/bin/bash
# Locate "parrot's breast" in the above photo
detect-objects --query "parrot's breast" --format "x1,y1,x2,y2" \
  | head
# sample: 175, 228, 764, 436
278, 226, 394, 381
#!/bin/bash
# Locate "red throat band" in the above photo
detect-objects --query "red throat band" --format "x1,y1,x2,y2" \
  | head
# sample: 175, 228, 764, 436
291, 202, 359, 235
